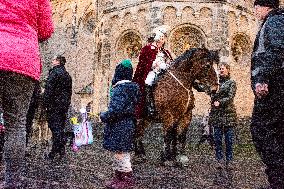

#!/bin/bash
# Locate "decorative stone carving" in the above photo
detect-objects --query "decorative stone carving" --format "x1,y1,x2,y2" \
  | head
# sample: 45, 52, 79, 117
163, 6, 177, 24
199, 7, 212, 17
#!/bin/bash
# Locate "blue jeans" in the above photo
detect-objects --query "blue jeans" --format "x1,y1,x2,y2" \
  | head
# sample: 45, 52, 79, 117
214, 127, 234, 162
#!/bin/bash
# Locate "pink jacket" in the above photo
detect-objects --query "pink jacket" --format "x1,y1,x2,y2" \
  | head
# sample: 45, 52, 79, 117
0, 0, 54, 80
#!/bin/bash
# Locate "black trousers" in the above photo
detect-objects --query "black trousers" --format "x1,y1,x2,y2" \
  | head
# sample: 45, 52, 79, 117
64, 131, 74, 147
251, 103, 284, 189
47, 109, 68, 155
0, 71, 35, 188
0, 131, 4, 158
25, 82, 40, 145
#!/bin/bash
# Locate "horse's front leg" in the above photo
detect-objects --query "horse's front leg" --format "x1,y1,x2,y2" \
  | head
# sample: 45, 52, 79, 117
133, 118, 148, 163
160, 126, 176, 163
159, 116, 177, 165
175, 112, 192, 167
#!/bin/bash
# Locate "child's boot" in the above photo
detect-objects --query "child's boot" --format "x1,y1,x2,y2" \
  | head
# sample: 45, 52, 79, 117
120, 171, 135, 189
106, 171, 135, 189
105, 170, 121, 189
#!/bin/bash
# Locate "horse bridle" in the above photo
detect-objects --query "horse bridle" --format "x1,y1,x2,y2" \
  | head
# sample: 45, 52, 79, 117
166, 50, 217, 113
167, 62, 214, 114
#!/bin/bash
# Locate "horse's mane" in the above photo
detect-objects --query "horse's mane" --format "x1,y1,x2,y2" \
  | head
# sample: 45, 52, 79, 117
170, 48, 219, 70
171, 48, 205, 69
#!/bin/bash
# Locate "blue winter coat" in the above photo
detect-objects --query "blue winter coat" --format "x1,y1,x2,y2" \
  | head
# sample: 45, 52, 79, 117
100, 81, 140, 152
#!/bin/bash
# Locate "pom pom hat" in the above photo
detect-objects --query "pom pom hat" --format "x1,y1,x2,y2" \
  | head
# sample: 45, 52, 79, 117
111, 59, 133, 86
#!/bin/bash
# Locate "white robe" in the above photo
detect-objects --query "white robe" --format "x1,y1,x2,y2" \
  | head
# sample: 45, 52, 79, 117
145, 51, 169, 86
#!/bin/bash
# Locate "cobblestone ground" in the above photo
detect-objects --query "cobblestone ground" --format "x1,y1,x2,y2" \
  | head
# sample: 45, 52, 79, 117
1, 124, 268, 189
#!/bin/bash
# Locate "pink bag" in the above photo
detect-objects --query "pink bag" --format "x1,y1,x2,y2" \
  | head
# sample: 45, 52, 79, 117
73, 109, 93, 147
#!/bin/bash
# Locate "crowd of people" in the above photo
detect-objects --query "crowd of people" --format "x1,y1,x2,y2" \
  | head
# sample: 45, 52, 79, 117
0, 0, 283, 188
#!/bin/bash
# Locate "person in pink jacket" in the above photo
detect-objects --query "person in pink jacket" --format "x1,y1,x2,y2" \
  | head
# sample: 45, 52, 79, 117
0, 0, 54, 188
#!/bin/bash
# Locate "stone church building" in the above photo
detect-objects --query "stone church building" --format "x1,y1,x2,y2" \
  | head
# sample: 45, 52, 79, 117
42, 0, 284, 119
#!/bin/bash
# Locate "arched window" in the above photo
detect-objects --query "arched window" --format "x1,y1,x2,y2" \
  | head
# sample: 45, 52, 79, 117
116, 31, 142, 59
169, 25, 206, 57
83, 11, 96, 34
231, 33, 252, 65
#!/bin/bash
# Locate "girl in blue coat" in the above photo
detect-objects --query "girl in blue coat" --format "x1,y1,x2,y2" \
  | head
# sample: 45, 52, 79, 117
100, 59, 140, 189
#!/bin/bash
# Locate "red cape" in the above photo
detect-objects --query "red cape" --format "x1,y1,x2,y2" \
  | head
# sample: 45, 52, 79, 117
133, 44, 172, 119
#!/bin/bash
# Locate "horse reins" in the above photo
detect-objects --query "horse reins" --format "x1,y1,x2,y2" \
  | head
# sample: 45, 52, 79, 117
167, 70, 191, 114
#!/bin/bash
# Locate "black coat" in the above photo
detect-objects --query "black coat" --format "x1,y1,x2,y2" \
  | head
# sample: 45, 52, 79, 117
251, 8, 284, 123
44, 65, 72, 112
100, 81, 140, 152
209, 76, 237, 128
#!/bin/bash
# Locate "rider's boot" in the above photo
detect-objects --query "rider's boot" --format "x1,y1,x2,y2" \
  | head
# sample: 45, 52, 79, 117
145, 84, 155, 118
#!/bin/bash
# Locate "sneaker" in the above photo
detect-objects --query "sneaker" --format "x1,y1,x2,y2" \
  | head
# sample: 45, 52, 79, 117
216, 159, 225, 169
45, 152, 56, 160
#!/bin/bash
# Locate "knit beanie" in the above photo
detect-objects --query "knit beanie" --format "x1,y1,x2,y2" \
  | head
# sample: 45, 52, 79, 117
111, 59, 133, 86
254, 0, 279, 9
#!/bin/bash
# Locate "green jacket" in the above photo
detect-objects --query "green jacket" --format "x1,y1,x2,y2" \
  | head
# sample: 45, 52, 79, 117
209, 76, 237, 128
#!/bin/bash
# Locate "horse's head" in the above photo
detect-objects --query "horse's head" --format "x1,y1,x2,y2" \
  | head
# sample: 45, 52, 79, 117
192, 49, 219, 95
170, 48, 219, 95
175, 48, 219, 95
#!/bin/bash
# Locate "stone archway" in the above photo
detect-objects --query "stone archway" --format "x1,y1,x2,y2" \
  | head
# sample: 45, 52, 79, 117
168, 25, 206, 57
231, 33, 252, 65
116, 30, 142, 67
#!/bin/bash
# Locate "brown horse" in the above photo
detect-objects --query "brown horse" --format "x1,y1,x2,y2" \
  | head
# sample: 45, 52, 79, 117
134, 48, 219, 166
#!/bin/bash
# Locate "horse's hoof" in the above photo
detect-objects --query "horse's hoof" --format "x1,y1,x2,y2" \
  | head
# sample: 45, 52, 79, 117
159, 160, 175, 167
159, 153, 169, 166
163, 160, 175, 167
176, 155, 189, 167
160, 153, 165, 163
160, 151, 174, 162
